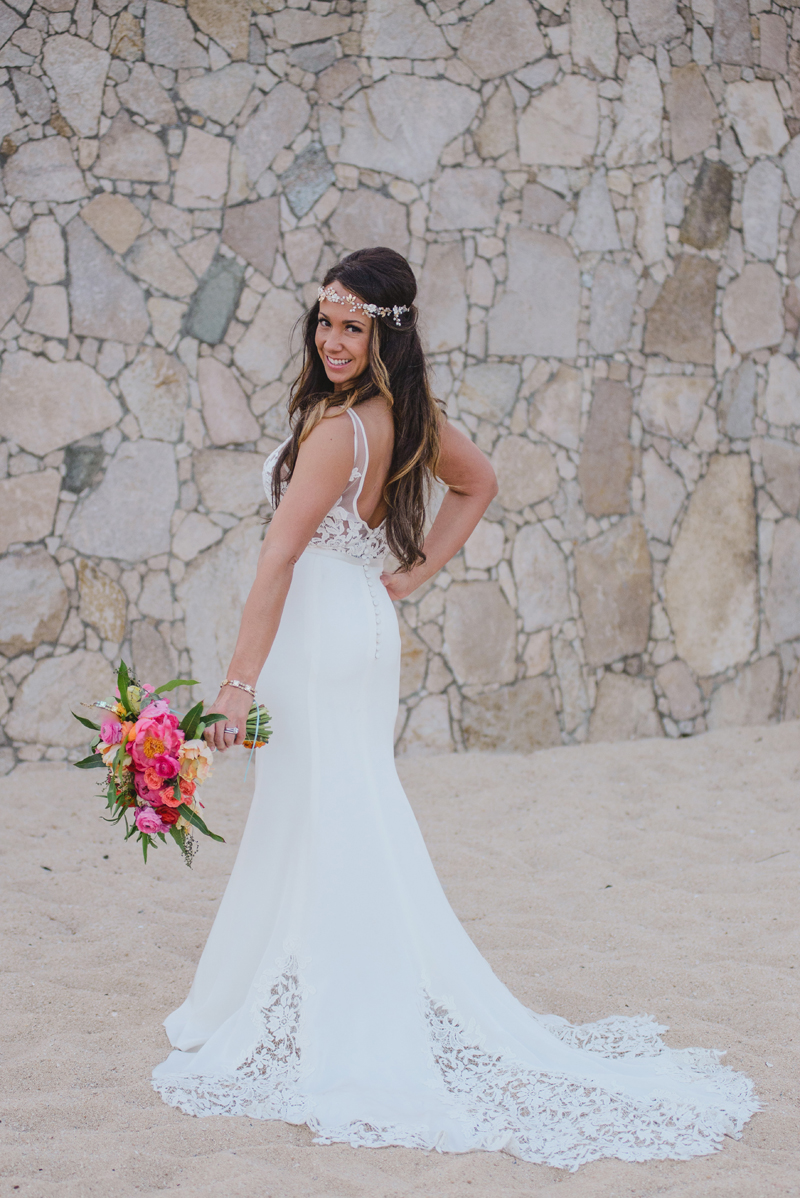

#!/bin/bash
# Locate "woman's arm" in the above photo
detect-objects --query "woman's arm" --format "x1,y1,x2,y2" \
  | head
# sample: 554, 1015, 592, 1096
203, 412, 356, 750
381, 420, 498, 602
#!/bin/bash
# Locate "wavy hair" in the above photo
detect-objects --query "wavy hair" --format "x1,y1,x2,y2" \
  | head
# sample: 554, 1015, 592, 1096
272, 246, 443, 570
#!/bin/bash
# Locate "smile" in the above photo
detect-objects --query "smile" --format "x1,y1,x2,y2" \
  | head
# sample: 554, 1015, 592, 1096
326, 356, 352, 368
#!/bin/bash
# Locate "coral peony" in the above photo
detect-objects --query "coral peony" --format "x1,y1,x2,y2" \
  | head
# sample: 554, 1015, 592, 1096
179, 776, 196, 801
158, 783, 183, 808
143, 766, 164, 791
129, 712, 184, 778
179, 739, 213, 784
135, 807, 167, 835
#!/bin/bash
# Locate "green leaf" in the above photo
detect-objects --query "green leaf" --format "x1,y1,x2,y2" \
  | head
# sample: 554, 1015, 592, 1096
154, 678, 198, 695
72, 711, 101, 732
198, 712, 227, 730
117, 660, 130, 711
74, 753, 106, 769
169, 825, 185, 847
141, 834, 149, 863
180, 700, 204, 739
178, 803, 224, 843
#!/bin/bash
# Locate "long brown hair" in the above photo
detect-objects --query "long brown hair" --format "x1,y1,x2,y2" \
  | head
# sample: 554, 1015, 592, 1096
272, 246, 443, 570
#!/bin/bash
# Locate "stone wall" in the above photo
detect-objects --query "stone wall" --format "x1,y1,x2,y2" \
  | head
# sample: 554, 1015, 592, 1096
1, 0, 800, 770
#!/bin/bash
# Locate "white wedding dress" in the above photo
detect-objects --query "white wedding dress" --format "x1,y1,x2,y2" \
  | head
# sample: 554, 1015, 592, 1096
152, 409, 758, 1169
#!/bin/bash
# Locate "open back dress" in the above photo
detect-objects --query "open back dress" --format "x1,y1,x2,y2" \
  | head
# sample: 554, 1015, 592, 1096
152, 407, 758, 1170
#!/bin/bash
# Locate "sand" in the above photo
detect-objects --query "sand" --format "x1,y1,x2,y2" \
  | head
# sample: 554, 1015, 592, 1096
1, 722, 799, 1198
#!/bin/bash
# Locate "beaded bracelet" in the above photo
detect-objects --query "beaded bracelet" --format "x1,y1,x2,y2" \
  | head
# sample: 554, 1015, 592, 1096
220, 678, 256, 697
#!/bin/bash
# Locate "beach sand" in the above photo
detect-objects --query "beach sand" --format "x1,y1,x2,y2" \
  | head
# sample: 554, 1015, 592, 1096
1, 723, 798, 1198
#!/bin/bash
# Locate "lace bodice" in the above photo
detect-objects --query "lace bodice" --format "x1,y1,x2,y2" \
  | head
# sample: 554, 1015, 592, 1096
262, 408, 389, 564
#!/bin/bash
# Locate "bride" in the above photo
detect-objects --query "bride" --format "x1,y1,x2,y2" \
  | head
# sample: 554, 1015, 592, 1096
152, 246, 758, 1168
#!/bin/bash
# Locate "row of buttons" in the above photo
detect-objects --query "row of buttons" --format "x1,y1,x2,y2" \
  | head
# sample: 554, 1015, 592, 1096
363, 565, 382, 659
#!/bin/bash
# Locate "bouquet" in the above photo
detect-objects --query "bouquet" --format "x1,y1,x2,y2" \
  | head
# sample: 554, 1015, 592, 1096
73, 661, 271, 867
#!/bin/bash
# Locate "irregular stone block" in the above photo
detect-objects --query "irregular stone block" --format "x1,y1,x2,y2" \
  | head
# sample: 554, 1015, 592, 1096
138, 571, 173, 622
726, 81, 788, 159
182, 256, 245, 344
222, 198, 279, 279
572, 170, 620, 252
126, 229, 197, 299
761, 439, 800, 517
518, 75, 598, 167
119, 347, 188, 443
460, 0, 545, 79
474, 82, 516, 161
280, 143, 335, 218
116, 62, 177, 125
443, 580, 517, 685
397, 694, 453, 756
742, 160, 782, 261
77, 558, 127, 644
642, 447, 685, 542
187, 0, 251, 61
172, 511, 223, 563
272, 9, 349, 44
11, 70, 50, 124
530, 364, 582, 451
3, 137, 86, 201
512, 522, 571, 633
67, 218, 148, 343
578, 380, 633, 518
0, 470, 60, 554
339, 75, 479, 185
606, 56, 663, 168
464, 519, 504, 570
283, 227, 323, 285
197, 357, 259, 445
570, 0, 617, 77
0, 251, 28, 330
719, 359, 756, 440
66, 440, 178, 562
492, 436, 558, 510
520, 182, 567, 227
760, 13, 787, 75
589, 262, 637, 353
43, 33, 109, 138
80, 192, 143, 256
708, 656, 780, 730
25, 215, 64, 284
177, 519, 269, 700
458, 362, 520, 423
233, 286, 303, 386
664, 454, 757, 676
589, 673, 662, 743
417, 241, 467, 353
488, 229, 579, 358
317, 58, 361, 104
5, 649, 115, 748
462, 677, 561, 752
0, 83, 20, 146
553, 636, 589, 734
0, 548, 68, 656
131, 620, 177, 688
632, 176, 666, 267
194, 449, 266, 518
361, 0, 448, 59
787, 213, 800, 279
0, 3, 22, 52
94, 110, 169, 182
0, 351, 120, 455
429, 167, 503, 231
576, 517, 651, 668
713, 0, 752, 66
398, 616, 426, 698
25, 284, 68, 338
657, 659, 704, 721
666, 63, 717, 163
766, 518, 800, 644
764, 354, 800, 427
144, 0, 208, 69
173, 127, 230, 210
679, 160, 732, 250
235, 82, 310, 185
638, 376, 712, 444
63, 445, 103, 494
628, 0, 683, 45
178, 65, 254, 126
110, 11, 145, 62
722, 263, 783, 355
643, 255, 716, 365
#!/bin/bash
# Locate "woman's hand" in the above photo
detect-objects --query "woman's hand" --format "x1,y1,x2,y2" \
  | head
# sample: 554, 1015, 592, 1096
381, 568, 423, 602
203, 687, 253, 753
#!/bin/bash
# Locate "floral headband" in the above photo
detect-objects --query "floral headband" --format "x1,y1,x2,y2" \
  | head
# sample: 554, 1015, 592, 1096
317, 285, 409, 327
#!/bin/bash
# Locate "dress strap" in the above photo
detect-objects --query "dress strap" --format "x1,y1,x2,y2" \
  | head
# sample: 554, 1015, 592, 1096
347, 408, 369, 519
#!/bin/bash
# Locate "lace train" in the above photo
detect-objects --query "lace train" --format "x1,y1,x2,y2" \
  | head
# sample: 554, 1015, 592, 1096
153, 960, 759, 1170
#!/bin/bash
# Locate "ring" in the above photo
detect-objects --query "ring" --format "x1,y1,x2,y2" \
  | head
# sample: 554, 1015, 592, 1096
224, 726, 239, 736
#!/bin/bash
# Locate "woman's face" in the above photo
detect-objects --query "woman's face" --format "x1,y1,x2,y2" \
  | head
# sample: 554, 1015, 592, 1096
315, 281, 372, 391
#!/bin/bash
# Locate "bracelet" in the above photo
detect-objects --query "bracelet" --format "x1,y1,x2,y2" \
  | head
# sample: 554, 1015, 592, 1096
220, 678, 256, 697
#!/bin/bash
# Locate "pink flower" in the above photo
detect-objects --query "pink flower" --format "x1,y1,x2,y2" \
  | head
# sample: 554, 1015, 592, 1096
129, 712, 184, 778
140, 698, 171, 719
100, 719, 123, 745
135, 807, 168, 835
